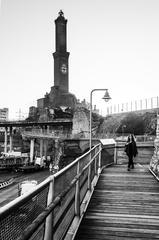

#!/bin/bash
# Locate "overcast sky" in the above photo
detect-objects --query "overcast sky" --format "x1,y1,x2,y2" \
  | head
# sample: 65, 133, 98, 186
0, 0, 159, 119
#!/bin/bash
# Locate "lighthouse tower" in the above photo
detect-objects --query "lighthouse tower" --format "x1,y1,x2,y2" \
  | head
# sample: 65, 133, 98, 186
36, 11, 77, 113
53, 10, 69, 93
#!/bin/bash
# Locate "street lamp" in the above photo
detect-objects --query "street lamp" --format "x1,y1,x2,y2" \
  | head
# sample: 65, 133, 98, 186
89, 89, 111, 150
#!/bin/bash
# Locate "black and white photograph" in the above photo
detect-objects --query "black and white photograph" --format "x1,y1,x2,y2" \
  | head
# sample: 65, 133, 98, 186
0, 0, 159, 239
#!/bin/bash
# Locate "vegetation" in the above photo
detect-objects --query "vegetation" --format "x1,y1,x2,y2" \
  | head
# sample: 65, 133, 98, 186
96, 111, 157, 137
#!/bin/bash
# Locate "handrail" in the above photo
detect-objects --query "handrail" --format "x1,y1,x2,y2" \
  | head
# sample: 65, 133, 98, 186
17, 144, 102, 240
0, 175, 54, 218
0, 142, 115, 240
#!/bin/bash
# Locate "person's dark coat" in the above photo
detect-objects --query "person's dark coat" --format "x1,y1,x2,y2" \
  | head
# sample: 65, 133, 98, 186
125, 141, 138, 158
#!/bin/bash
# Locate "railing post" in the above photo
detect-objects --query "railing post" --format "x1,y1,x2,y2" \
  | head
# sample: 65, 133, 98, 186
98, 144, 102, 174
114, 142, 117, 164
44, 176, 54, 240
88, 151, 92, 191
75, 161, 80, 217
94, 148, 97, 176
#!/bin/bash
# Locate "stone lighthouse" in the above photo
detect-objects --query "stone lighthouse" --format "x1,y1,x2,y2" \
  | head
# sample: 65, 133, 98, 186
53, 10, 69, 93
33, 10, 76, 120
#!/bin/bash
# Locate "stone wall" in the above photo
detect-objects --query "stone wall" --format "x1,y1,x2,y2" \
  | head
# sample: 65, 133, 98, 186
149, 114, 159, 177
72, 107, 89, 138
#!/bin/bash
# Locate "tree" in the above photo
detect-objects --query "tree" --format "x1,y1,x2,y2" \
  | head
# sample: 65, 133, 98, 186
117, 113, 144, 135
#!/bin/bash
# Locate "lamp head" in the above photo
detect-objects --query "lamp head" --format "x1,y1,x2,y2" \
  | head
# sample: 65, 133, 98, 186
102, 89, 111, 102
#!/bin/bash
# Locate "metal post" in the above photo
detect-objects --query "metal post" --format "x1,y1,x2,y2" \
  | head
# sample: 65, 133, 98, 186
89, 88, 111, 149
30, 139, 35, 163
157, 96, 159, 109
114, 105, 116, 113
4, 127, 7, 153
89, 88, 111, 188
88, 165, 91, 192
44, 176, 54, 240
151, 97, 153, 109
145, 98, 147, 109
9, 126, 13, 152
121, 103, 124, 112
75, 162, 80, 217
126, 102, 128, 112
89, 91, 93, 150
135, 100, 137, 111
140, 99, 142, 110
98, 144, 102, 174
94, 147, 97, 176
40, 128, 44, 158
114, 142, 117, 164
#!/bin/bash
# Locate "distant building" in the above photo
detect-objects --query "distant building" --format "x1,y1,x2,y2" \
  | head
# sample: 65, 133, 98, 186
0, 108, 9, 133
0, 108, 9, 121
77, 99, 100, 114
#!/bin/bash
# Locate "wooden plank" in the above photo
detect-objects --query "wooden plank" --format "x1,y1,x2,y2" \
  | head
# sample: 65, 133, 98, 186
74, 164, 159, 239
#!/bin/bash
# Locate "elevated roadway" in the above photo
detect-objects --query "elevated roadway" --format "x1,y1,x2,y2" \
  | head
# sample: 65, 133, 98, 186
0, 119, 72, 128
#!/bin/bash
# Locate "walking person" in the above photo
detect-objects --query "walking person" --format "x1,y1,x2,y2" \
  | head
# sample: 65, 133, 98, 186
125, 134, 138, 171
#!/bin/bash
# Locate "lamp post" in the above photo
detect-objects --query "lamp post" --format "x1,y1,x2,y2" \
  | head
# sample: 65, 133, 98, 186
89, 89, 111, 150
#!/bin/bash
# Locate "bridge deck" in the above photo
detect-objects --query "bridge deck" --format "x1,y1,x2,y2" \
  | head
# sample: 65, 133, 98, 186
75, 164, 159, 239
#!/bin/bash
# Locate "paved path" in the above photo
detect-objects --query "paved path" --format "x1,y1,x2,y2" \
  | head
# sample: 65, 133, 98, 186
75, 164, 159, 239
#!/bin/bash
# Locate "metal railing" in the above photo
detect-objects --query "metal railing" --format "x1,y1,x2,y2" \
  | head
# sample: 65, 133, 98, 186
0, 143, 115, 240
107, 96, 159, 115
22, 129, 71, 139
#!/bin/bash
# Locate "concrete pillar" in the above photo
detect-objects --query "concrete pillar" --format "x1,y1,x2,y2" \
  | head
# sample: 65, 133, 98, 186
39, 127, 44, 158
44, 139, 48, 159
54, 140, 63, 167
40, 139, 44, 158
9, 126, 13, 152
30, 139, 35, 163
4, 127, 7, 153
47, 125, 50, 134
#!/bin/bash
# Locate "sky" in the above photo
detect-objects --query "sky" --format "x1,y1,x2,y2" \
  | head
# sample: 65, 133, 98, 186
0, 0, 159, 119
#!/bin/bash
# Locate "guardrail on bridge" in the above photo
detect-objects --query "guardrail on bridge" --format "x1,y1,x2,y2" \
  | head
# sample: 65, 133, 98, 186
0, 142, 115, 240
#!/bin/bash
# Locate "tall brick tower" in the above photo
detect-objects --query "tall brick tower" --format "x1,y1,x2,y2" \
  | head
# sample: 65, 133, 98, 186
53, 10, 69, 93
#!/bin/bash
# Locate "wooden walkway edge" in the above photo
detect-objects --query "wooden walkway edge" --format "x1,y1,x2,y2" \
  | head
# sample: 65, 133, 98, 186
74, 164, 159, 240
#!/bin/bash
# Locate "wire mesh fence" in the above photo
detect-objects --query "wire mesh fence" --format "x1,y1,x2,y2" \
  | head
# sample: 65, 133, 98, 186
0, 185, 49, 240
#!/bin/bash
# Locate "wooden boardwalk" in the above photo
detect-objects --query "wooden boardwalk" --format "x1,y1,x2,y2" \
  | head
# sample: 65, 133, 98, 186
75, 164, 159, 240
